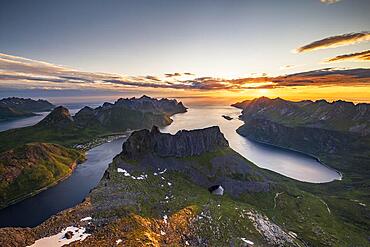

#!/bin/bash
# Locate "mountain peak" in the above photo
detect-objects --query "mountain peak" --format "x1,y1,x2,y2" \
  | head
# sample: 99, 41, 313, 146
37, 106, 74, 128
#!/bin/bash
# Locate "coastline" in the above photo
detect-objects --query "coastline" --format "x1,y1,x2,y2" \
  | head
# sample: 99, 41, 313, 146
1, 160, 80, 210
235, 128, 343, 183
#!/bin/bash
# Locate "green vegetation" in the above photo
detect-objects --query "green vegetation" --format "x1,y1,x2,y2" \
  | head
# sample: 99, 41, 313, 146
89, 147, 368, 246
0, 124, 107, 152
0, 143, 84, 208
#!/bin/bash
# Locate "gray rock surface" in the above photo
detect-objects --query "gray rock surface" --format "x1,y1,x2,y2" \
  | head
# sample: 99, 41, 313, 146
122, 126, 229, 158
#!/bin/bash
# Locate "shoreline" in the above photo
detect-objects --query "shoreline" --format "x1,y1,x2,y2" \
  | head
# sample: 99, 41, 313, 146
235, 129, 343, 183
1, 160, 80, 210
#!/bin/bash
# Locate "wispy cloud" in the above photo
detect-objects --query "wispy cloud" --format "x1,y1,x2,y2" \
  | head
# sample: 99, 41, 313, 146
325, 50, 370, 62
320, 0, 341, 4
0, 53, 369, 92
295, 32, 370, 53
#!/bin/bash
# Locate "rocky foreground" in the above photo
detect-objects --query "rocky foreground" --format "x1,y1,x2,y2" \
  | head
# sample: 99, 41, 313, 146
1, 126, 368, 246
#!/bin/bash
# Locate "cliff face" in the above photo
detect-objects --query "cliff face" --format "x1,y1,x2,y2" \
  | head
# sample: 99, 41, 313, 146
122, 126, 229, 158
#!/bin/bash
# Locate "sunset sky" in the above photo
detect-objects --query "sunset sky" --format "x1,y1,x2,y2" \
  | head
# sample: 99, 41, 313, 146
0, 0, 369, 105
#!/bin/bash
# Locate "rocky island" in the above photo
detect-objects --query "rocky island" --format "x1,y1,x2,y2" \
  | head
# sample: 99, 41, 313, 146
1, 126, 368, 246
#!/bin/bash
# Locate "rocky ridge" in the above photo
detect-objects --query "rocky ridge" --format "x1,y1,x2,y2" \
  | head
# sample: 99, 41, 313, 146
122, 126, 229, 158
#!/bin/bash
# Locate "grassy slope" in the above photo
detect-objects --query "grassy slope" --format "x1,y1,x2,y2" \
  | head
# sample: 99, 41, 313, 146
88, 148, 368, 246
0, 143, 85, 208
0, 124, 109, 153
237, 121, 370, 245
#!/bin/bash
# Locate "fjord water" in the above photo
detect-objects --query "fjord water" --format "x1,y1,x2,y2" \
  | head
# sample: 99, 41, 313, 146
161, 106, 341, 183
0, 138, 125, 228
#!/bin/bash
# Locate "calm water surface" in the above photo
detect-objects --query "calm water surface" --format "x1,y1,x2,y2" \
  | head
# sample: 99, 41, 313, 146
0, 138, 125, 227
0, 105, 341, 227
161, 106, 341, 183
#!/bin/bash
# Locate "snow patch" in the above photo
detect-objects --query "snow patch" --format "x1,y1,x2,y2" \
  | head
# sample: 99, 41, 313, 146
27, 226, 90, 247
241, 238, 254, 245
80, 217, 92, 222
116, 239, 122, 245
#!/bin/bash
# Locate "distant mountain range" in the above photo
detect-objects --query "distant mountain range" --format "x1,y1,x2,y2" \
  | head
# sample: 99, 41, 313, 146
0, 97, 55, 121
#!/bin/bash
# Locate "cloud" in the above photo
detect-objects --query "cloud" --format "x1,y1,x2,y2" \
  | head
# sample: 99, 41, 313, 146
280, 64, 304, 70
165, 73, 182, 78
295, 32, 370, 53
325, 50, 370, 63
0, 53, 369, 92
320, 0, 341, 4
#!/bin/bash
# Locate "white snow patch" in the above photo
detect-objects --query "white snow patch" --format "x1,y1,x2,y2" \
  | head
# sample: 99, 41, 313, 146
167, 182, 172, 186
359, 202, 366, 206
288, 231, 297, 238
160, 230, 166, 235
27, 226, 90, 247
80, 217, 92, 222
241, 238, 254, 245
158, 168, 167, 174
117, 168, 131, 177
116, 239, 122, 245
163, 215, 168, 224
185, 240, 190, 245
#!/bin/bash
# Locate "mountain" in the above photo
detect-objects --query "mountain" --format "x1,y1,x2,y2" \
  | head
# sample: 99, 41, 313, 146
0, 97, 54, 112
233, 97, 370, 244
0, 106, 35, 121
0, 143, 84, 209
2, 127, 368, 246
74, 95, 187, 131
0, 97, 55, 121
233, 97, 370, 135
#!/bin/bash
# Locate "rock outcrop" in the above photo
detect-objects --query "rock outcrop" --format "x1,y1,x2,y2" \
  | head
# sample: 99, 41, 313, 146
122, 126, 229, 158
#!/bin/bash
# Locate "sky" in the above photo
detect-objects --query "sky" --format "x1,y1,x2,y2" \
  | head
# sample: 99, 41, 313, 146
0, 0, 369, 105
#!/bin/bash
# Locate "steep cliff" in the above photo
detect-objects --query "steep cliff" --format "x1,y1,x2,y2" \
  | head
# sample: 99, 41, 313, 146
122, 126, 229, 158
